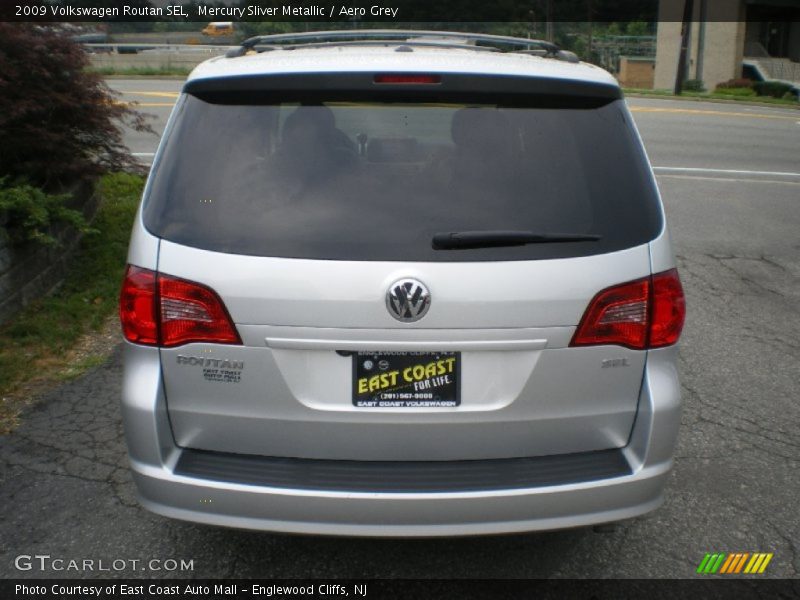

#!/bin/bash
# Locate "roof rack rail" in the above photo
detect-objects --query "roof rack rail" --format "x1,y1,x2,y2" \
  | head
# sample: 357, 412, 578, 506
225, 29, 579, 63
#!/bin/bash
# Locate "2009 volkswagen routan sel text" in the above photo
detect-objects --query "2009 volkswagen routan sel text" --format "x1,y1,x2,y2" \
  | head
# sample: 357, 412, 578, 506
119, 30, 685, 536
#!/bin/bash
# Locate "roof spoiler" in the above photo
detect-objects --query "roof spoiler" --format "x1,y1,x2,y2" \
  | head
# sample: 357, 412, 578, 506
225, 30, 580, 63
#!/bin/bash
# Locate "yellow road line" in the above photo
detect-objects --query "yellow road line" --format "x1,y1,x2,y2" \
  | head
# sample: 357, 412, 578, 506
629, 106, 799, 121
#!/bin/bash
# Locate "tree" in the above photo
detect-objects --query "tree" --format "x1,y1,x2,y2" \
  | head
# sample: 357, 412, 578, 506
625, 21, 651, 36
0, 24, 151, 189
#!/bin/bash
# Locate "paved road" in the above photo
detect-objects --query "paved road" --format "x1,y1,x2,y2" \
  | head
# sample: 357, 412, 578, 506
1, 81, 798, 580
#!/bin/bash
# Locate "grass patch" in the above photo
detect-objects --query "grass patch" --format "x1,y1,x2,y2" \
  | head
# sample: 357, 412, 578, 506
0, 172, 143, 430
57, 355, 110, 382
624, 88, 799, 107
713, 87, 757, 97
88, 66, 192, 77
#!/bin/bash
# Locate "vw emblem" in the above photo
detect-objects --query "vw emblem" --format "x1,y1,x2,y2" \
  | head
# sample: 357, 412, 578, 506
386, 278, 431, 322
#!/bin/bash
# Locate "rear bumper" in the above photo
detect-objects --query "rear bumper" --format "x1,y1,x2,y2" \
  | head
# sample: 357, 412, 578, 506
121, 343, 681, 536
133, 459, 668, 536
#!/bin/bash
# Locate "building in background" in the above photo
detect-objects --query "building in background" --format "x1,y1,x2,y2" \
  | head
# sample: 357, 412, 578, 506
654, 0, 800, 91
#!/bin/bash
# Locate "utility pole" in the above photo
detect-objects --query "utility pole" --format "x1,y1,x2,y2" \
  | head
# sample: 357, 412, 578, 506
674, 0, 695, 95
696, 0, 708, 83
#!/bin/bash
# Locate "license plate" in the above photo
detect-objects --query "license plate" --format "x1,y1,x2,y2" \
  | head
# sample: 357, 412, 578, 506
352, 351, 460, 407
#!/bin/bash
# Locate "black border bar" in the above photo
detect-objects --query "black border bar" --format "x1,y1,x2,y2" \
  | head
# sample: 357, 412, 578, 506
5, 579, 800, 600
4, 0, 789, 23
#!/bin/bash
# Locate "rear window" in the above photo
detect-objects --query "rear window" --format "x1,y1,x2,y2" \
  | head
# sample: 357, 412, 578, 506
144, 88, 662, 262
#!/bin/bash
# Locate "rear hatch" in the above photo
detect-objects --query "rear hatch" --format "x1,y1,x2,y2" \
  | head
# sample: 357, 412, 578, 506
143, 72, 663, 461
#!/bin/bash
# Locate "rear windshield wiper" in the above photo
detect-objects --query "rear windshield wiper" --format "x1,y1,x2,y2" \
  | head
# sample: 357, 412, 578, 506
432, 230, 602, 250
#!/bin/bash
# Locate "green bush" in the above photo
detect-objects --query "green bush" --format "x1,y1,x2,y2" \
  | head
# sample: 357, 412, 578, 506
753, 81, 795, 98
0, 173, 143, 400
0, 179, 92, 246
682, 79, 706, 92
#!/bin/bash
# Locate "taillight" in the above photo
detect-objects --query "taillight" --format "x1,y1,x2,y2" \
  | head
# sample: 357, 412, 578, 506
570, 269, 685, 350
119, 265, 241, 348
159, 274, 241, 347
649, 269, 686, 348
570, 278, 650, 350
120, 265, 158, 345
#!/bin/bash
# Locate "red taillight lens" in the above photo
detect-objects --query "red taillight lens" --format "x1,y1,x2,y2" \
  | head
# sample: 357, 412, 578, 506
649, 269, 686, 348
119, 265, 240, 347
571, 277, 650, 350
374, 74, 442, 84
120, 265, 158, 345
159, 275, 241, 347
570, 269, 685, 350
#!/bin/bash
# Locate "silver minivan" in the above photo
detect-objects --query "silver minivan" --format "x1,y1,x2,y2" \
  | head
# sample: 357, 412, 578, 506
119, 31, 685, 536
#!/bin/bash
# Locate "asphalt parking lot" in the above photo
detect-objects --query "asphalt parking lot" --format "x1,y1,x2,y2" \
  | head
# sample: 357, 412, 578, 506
0, 83, 798, 579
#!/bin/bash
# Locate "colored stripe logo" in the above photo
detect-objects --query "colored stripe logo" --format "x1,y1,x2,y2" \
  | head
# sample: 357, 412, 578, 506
697, 552, 773, 574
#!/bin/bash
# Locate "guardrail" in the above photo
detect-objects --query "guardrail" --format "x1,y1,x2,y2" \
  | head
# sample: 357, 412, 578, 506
86, 44, 229, 71
84, 43, 231, 53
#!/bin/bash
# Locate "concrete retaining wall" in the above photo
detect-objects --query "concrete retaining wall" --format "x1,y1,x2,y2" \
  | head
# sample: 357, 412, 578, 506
0, 183, 98, 324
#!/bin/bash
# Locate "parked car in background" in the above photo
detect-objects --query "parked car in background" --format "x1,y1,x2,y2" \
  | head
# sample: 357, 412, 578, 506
202, 22, 235, 37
